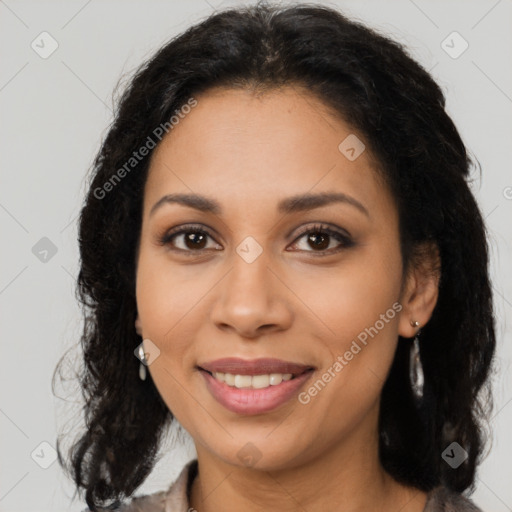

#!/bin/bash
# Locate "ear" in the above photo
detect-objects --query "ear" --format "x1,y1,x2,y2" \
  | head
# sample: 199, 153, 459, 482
398, 242, 441, 338
135, 314, 143, 336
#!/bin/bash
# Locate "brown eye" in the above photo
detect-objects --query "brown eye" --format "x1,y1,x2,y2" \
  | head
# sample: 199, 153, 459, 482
182, 231, 208, 250
159, 225, 222, 253
306, 232, 330, 251
289, 223, 354, 255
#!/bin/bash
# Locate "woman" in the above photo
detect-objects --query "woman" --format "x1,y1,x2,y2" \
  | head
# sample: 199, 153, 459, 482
56, 2, 496, 511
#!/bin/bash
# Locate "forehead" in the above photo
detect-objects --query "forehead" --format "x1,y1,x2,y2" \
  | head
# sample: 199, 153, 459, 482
143, 86, 390, 218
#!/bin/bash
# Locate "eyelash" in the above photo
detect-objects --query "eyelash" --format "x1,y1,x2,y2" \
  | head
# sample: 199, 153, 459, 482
157, 223, 354, 257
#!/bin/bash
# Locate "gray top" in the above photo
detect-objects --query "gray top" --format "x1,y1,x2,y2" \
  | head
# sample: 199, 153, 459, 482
88, 459, 483, 511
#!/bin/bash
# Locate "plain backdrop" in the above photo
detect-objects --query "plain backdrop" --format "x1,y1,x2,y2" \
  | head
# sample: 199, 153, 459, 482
1, 0, 511, 510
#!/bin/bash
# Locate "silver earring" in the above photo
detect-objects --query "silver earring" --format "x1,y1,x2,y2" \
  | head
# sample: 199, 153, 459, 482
409, 321, 424, 400
138, 345, 147, 381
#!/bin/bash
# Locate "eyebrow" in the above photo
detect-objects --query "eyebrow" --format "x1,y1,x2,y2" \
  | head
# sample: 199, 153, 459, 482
149, 191, 369, 218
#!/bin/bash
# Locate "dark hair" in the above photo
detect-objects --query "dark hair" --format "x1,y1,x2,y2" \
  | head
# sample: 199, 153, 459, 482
53, 2, 496, 510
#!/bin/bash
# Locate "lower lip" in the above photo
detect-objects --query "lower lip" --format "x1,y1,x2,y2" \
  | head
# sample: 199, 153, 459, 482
200, 369, 314, 415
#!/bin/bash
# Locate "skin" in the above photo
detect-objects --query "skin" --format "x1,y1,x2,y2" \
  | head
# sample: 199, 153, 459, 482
134, 85, 440, 512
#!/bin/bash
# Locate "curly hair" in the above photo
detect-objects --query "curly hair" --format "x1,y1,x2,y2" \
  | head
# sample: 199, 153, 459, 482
53, 2, 496, 510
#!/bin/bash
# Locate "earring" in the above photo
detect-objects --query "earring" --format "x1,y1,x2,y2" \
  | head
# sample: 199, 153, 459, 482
409, 320, 424, 400
138, 345, 147, 381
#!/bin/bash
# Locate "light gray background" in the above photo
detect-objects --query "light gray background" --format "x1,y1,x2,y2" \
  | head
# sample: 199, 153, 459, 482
1, 0, 511, 510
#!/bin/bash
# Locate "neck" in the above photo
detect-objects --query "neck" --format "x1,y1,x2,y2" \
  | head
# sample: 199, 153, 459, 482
189, 409, 427, 512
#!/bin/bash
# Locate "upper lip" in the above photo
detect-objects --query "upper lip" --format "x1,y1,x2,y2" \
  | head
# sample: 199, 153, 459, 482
198, 358, 314, 376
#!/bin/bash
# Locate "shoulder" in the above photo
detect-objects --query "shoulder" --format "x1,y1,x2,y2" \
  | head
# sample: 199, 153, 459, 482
82, 459, 198, 512
424, 486, 483, 512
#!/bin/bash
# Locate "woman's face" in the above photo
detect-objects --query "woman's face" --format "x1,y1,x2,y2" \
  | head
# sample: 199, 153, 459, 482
135, 86, 416, 470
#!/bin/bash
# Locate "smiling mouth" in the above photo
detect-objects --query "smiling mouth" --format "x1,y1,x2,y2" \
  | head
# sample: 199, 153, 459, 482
199, 369, 307, 389
197, 357, 314, 393
197, 358, 315, 414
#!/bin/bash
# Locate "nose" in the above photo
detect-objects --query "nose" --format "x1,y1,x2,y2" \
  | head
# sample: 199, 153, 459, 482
210, 248, 293, 339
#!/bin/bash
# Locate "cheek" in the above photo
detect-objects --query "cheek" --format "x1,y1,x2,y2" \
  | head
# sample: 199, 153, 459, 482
293, 243, 403, 397
135, 256, 198, 414
296, 304, 400, 442
134, 258, 204, 414
135, 250, 209, 342
293, 245, 402, 345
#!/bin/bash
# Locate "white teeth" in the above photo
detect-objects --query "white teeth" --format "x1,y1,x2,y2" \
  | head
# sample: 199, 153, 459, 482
252, 374, 270, 389
212, 372, 294, 389
269, 373, 282, 385
224, 373, 235, 385
234, 375, 252, 388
